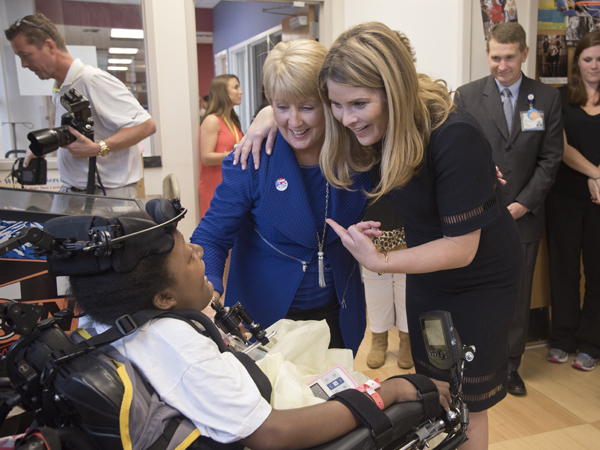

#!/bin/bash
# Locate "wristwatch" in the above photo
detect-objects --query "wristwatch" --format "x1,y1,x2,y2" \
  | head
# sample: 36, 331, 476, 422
98, 140, 111, 157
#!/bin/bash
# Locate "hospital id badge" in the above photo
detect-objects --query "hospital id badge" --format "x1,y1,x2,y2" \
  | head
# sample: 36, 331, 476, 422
520, 109, 545, 131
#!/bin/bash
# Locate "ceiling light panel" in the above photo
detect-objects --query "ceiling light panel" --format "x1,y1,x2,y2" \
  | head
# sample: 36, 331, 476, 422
108, 58, 133, 64
109, 47, 139, 54
111, 28, 144, 39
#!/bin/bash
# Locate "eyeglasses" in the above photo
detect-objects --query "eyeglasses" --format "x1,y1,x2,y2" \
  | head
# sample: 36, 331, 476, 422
12, 18, 51, 37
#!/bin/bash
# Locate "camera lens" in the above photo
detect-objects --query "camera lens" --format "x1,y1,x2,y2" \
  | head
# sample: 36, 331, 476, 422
27, 126, 75, 156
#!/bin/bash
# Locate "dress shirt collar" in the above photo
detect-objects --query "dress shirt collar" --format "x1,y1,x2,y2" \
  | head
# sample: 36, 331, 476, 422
494, 73, 523, 100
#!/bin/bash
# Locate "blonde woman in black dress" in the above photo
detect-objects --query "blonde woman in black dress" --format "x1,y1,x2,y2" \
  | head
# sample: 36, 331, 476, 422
319, 22, 522, 450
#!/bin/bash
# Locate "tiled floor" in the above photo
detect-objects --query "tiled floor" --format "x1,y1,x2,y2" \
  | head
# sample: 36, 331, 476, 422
354, 329, 600, 449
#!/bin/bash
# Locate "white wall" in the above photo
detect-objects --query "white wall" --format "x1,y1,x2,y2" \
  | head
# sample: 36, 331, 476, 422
143, 0, 200, 239
340, 0, 469, 90
320, 0, 539, 90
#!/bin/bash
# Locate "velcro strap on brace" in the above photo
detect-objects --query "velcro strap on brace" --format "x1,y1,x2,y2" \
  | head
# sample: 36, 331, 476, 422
327, 388, 393, 448
386, 374, 442, 419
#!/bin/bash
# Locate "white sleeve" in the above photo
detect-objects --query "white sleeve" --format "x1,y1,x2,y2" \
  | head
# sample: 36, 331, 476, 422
86, 71, 152, 132
117, 319, 272, 444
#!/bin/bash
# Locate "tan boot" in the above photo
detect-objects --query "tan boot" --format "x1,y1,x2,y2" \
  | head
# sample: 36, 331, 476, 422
398, 331, 414, 369
366, 331, 388, 369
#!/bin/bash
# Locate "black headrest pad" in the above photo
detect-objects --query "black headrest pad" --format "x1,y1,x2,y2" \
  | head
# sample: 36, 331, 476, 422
44, 214, 175, 276
145, 198, 180, 232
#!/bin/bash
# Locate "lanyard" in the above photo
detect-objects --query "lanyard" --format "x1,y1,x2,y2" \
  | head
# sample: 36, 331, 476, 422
222, 116, 240, 144
52, 63, 84, 93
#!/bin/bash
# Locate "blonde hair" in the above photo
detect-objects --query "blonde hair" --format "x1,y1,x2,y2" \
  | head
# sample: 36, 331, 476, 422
201, 74, 241, 130
318, 22, 454, 201
263, 39, 328, 104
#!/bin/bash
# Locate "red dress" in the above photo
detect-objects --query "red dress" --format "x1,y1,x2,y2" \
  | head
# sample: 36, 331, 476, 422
490, 3, 503, 23
198, 116, 242, 217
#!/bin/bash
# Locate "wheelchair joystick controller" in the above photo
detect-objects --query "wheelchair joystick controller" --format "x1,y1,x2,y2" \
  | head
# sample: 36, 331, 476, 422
210, 299, 270, 346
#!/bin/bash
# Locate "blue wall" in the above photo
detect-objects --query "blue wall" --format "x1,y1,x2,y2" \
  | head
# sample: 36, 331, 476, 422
212, 1, 289, 54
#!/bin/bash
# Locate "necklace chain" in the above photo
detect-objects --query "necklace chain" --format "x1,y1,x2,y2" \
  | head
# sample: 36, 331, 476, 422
316, 182, 329, 288
317, 182, 329, 249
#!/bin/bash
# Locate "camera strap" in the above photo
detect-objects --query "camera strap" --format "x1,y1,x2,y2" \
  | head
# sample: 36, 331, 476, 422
85, 156, 106, 198
86, 156, 96, 195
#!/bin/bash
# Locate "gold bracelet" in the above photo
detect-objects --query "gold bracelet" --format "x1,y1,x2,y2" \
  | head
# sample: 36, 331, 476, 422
377, 250, 389, 276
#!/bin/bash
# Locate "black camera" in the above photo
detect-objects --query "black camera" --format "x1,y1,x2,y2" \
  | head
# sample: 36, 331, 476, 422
27, 88, 94, 157
10, 157, 47, 185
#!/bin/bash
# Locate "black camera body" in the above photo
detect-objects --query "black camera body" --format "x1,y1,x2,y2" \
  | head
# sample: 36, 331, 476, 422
27, 88, 94, 157
11, 157, 47, 185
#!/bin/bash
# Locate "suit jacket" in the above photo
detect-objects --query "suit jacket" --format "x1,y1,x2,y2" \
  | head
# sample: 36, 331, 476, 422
454, 74, 563, 243
190, 132, 370, 354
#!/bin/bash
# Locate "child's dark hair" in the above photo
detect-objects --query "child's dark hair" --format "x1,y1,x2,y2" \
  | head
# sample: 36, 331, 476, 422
68, 212, 174, 325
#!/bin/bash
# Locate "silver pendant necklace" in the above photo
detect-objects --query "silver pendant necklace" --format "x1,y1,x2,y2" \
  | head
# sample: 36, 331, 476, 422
316, 182, 329, 288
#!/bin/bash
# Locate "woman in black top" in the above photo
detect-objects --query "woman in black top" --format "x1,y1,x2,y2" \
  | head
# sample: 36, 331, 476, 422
542, 35, 550, 76
545, 31, 600, 371
319, 22, 522, 450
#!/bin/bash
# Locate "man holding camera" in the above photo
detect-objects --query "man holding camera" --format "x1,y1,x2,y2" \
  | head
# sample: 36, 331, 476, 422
5, 13, 156, 198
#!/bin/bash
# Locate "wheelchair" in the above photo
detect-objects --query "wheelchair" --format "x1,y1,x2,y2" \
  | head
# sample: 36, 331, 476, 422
0, 300, 472, 450
0, 199, 472, 449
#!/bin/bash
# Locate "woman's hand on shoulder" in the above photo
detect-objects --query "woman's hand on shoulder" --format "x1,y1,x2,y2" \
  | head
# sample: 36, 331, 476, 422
233, 106, 277, 170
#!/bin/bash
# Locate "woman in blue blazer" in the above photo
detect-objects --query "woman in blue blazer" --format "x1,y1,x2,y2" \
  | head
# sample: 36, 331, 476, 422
191, 40, 370, 354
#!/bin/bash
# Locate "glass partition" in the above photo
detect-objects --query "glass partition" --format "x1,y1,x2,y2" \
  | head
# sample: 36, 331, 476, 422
0, 186, 144, 222
0, 0, 153, 162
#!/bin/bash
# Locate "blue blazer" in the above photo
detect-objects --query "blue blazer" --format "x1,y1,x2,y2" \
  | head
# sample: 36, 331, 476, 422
191, 132, 370, 354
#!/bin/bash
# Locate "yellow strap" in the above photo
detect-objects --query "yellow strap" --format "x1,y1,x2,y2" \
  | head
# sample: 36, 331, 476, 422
116, 363, 201, 450
116, 361, 134, 450
74, 328, 92, 339
174, 429, 201, 450
222, 116, 240, 144
74, 328, 201, 450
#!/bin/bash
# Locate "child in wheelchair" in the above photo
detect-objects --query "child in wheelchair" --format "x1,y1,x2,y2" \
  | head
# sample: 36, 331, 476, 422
1, 199, 451, 450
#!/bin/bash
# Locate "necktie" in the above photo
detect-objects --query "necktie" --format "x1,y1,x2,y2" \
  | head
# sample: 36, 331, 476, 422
502, 88, 513, 133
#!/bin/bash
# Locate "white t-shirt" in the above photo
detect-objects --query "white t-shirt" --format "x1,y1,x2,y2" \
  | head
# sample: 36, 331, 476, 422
52, 59, 152, 190
505, 0, 517, 21
93, 318, 272, 443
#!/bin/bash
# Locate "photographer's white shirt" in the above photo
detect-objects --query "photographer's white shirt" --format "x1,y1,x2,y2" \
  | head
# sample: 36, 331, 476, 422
52, 59, 151, 190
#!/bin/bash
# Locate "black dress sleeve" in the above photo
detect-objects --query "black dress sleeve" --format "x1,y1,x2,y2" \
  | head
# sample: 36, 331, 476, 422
429, 117, 500, 237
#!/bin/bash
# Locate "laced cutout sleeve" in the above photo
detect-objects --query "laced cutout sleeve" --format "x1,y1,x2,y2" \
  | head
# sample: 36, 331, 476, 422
431, 118, 501, 237
441, 196, 497, 226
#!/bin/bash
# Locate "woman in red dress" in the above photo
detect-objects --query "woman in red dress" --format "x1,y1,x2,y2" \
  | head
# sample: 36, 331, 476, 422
199, 75, 243, 217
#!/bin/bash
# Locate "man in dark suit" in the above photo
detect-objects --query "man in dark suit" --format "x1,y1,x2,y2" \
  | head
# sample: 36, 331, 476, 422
455, 22, 563, 396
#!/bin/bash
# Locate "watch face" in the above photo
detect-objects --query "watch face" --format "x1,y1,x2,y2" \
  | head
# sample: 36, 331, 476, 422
99, 141, 110, 157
